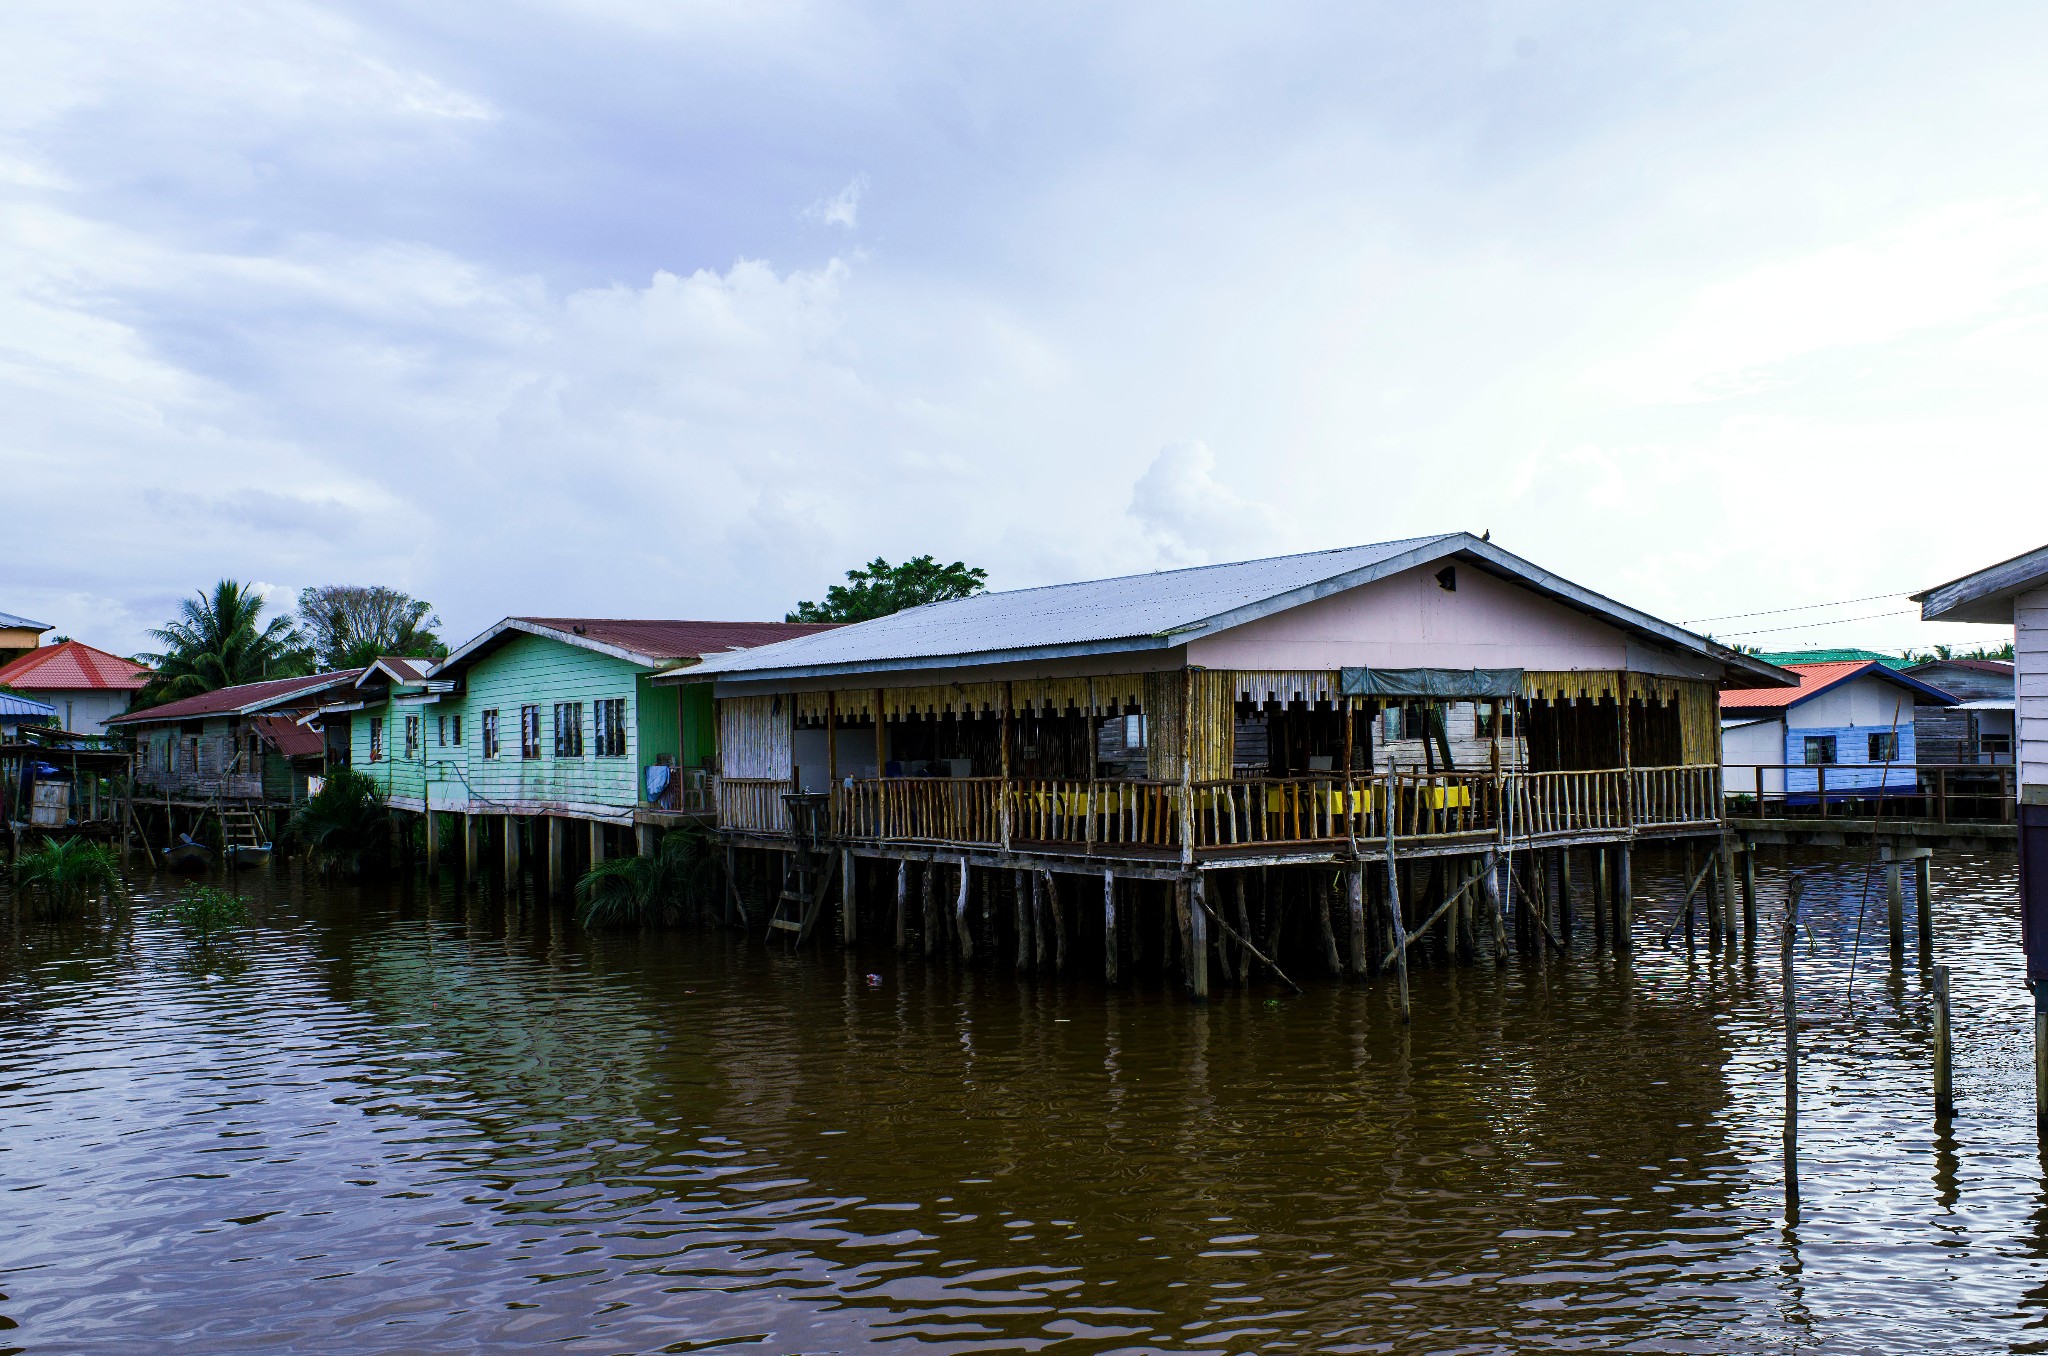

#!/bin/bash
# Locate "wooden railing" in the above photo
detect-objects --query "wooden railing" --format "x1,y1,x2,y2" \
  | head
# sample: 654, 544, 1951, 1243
1726, 763, 2017, 824
718, 777, 792, 834
837, 776, 1004, 844
734, 765, 1727, 850
1631, 765, 1721, 827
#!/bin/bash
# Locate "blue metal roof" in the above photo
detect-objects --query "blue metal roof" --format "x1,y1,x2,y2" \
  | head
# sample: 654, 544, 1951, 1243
0, 689, 58, 720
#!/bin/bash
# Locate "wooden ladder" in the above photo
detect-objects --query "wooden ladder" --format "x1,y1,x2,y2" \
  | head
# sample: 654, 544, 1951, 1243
767, 793, 837, 946
219, 800, 266, 850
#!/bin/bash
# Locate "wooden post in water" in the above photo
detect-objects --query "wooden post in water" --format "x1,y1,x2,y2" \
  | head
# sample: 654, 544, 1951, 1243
1483, 852, 1508, 964
1014, 870, 1031, 971
1346, 863, 1367, 979
843, 850, 858, 945
546, 816, 565, 897
1045, 870, 1066, 972
894, 859, 908, 952
1883, 844, 1905, 955
1384, 789, 1411, 1021
921, 864, 936, 958
1741, 843, 1758, 945
1559, 849, 1575, 950
1616, 846, 1634, 952
1933, 963, 1954, 1118
588, 820, 605, 867
1720, 840, 1738, 951
955, 859, 974, 961
1594, 849, 1609, 951
424, 812, 439, 875
464, 813, 480, 879
1318, 872, 1343, 975
1912, 849, 1934, 953
1102, 869, 1119, 984
503, 814, 520, 883
1783, 876, 1803, 1206
1188, 873, 1210, 1000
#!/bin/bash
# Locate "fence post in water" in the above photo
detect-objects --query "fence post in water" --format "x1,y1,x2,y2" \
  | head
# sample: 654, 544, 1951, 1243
1933, 963, 1954, 1118
1102, 870, 1119, 984
1911, 848, 1934, 953
1188, 873, 1210, 1000
1346, 863, 1368, 979
1783, 875, 1803, 1206
1882, 843, 1906, 954
894, 859, 907, 952
1741, 843, 1757, 945
1483, 852, 1508, 964
955, 859, 973, 962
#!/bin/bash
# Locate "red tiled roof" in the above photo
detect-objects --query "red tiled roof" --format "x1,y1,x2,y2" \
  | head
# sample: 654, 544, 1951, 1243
0, 641, 153, 692
1720, 661, 1945, 711
108, 670, 363, 725
513, 618, 840, 662
250, 714, 325, 758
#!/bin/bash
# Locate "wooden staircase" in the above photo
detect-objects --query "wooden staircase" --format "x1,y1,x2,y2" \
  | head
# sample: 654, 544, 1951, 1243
218, 800, 267, 853
767, 793, 837, 946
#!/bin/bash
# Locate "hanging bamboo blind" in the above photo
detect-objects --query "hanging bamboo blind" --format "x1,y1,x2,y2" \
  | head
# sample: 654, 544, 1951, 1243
1521, 670, 1623, 702
1009, 674, 1146, 716
1189, 669, 1235, 780
719, 694, 791, 778
1233, 669, 1340, 707
879, 683, 1002, 721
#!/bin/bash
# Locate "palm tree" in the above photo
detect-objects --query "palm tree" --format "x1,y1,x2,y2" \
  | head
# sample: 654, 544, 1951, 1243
139, 580, 309, 704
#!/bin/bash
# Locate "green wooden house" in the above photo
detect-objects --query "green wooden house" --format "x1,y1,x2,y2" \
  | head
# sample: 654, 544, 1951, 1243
110, 669, 362, 806
325, 619, 832, 867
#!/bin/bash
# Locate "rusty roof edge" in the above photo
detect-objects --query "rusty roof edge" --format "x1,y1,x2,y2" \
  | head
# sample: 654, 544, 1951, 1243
664, 633, 1181, 687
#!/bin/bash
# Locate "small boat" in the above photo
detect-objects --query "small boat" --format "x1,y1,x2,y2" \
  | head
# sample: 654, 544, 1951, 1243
224, 843, 273, 869
163, 835, 216, 874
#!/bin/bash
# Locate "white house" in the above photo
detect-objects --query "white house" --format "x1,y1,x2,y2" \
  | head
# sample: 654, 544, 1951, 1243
1720, 660, 1957, 804
0, 641, 154, 735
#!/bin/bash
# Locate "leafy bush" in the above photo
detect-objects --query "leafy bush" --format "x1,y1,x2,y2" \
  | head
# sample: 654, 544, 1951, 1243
286, 767, 388, 876
10, 837, 122, 916
153, 884, 250, 944
574, 825, 721, 930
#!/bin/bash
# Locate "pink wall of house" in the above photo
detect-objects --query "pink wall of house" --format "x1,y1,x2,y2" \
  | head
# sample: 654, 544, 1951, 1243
1186, 561, 1714, 677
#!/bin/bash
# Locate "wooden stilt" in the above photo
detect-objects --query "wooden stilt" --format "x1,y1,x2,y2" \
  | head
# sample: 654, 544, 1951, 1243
1346, 864, 1367, 979
1233, 873, 1253, 979
1933, 962, 1954, 1118
922, 864, 936, 958
425, 811, 440, 875
1014, 869, 1031, 971
503, 814, 520, 883
1883, 845, 1905, 954
1384, 803, 1411, 1022
1784, 876, 1802, 1206
1483, 852, 1508, 963
1029, 870, 1046, 969
1318, 873, 1342, 975
1102, 870, 1119, 984
1720, 840, 1739, 950
1616, 846, 1634, 952
895, 858, 908, 952
463, 813, 480, 878
1559, 849, 1574, 949
1914, 849, 1934, 952
843, 850, 858, 945
1741, 843, 1758, 944
588, 820, 605, 868
1044, 870, 1066, 972
1188, 874, 1209, 1000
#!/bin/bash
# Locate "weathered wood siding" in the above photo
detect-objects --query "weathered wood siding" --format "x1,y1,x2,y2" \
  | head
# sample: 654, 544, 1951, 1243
2019, 586, 2048, 797
456, 634, 644, 816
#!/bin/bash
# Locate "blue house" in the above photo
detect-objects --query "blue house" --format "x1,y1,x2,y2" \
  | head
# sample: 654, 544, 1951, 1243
1721, 660, 1958, 802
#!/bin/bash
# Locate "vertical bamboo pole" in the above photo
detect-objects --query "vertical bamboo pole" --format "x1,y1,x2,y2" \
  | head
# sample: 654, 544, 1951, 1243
1783, 876, 1802, 1206
1933, 962, 1954, 1118
1102, 869, 1119, 984
955, 858, 973, 962
1385, 778, 1410, 1022
1346, 863, 1367, 979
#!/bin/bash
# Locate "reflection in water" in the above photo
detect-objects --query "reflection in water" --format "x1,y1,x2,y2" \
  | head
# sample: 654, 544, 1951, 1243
0, 847, 2041, 1351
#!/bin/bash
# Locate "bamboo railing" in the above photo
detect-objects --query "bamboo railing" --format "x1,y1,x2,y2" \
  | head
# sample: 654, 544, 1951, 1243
734, 765, 1725, 850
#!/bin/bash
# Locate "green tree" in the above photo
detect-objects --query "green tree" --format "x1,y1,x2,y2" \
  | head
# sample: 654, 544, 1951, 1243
296, 584, 446, 670
138, 580, 308, 705
787, 555, 988, 623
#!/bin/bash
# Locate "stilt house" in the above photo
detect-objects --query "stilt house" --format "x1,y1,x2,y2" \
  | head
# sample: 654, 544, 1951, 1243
109, 670, 364, 805
671, 535, 1789, 878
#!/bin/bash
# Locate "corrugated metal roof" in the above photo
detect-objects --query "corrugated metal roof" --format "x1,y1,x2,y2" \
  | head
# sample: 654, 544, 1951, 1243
682, 534, 1791, 687
0, 641, 153, 691
250, 714, 325, 757
0, 610, 53, 632
513, 618, 838, 662
0, 690, 58, 720
1720, 661, 1958, 711
108, 670, 364, 725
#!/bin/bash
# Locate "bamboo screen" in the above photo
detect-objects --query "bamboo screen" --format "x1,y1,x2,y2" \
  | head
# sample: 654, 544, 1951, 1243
719, 695, 792, 778
1522, 670, 1624, 702
1232, 670, 1340, 707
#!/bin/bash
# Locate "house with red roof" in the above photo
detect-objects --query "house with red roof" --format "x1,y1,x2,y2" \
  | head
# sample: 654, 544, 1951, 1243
0, 640, 154, 735
107, 669, 364, 802
1721, 661, 1959, 803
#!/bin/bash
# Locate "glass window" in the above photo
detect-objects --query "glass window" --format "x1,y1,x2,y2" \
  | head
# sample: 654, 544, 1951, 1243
1867, 731, 1899, 762
481, 709, 500, 759
452, 713, 462, 747
369, 717, 383, 762
521, 705, 542, 760
1802, 735, 1837, 765
553, 702, 585, 758
595, 698, 627, 757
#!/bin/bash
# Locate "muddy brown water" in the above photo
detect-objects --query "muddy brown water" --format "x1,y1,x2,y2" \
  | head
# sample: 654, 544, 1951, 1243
1, 848, 2043, 1353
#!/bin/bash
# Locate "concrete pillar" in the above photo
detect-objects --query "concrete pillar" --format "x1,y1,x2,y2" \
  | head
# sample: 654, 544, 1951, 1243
548, 817, 566, 896
637, 824, 657, 857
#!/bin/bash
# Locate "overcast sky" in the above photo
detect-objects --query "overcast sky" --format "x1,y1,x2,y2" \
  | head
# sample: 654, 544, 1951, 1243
5, 2, 2045, 657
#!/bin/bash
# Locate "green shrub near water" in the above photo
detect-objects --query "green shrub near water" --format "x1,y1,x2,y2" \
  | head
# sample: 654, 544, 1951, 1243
10, 837, 123, 916
574, 825, 721, 930
153, 884, 250, 944
286, 767, 389, 877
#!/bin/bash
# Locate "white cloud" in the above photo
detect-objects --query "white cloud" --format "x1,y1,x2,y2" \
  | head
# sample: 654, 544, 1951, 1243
1127, 441, 1284, 566
807, 174, 868, 229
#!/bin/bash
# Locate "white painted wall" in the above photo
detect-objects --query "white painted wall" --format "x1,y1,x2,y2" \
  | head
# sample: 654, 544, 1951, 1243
1187, 561, 1715, 675
2018, 585, 2048, 794
35, 688, 134, 735
1785, 675, 1915, 731
1722, 718, 1785, 798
